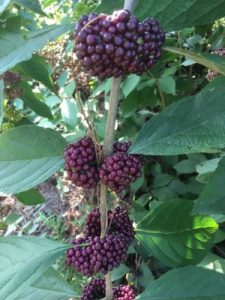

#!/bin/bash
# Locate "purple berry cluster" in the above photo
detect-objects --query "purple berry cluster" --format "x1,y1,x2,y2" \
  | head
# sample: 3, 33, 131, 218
66, 234, 128, 275
206, 48, 225, 81
3, 71, 21, 85
113, 141, 132, 153
64, 138, 142, 192
66, 207, 134, 275
100, 152, 143, 192
81, 278, 136, 300
74, 10, 165, 80
64, 137, 99, 189
85, 207, 134, 244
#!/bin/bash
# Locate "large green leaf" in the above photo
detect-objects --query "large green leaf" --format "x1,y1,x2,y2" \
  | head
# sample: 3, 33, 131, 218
12, 0, 44, 14
137, 266, 225, 300
16, 188, 45, 206
164, 46, 225, 75
16, 55, 54, 91
0, 24, 72, 74
193, 157, 225, 216
130, 88, 225, 156
0, 125, 66, 195
135, 199, 218, 268
0, 236, 70, 300
97, 0, 225, 31
19, 81, 53, 119
15, 268, 78, 300
0, 0, 11, 13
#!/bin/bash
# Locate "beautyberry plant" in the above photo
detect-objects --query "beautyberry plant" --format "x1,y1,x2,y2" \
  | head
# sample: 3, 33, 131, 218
1, 1, 225, 300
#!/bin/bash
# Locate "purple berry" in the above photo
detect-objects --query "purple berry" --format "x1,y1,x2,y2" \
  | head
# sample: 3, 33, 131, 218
86, 34, 96, 45
74, 11, 165, 80
64, 137, 99, 189
100, 152, 143, 192
81, 278, 136, 300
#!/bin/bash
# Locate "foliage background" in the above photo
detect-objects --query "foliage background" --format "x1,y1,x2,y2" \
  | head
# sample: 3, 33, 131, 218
1, 0, 225, 299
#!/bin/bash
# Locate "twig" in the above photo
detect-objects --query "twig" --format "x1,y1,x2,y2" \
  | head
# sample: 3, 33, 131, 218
99, 1, 137, 299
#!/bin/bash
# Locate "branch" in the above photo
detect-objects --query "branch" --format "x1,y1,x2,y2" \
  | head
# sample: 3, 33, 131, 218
99, 1, 137, 299
0, 80, 4, 125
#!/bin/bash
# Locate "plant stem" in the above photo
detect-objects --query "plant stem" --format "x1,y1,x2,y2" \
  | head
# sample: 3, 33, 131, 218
0, 80, 4, 126
99, 1, 137, 299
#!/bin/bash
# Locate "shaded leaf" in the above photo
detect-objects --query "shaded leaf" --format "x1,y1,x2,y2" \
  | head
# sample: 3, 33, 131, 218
0, 24, 72, 74
193, 157, 225, 216
20, 81, 53, 119
164, 46, 225, 75
17, 55, 54, 91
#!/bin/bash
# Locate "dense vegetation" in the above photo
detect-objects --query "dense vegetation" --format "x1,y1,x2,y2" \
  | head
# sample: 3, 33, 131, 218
1, 0, 225, 299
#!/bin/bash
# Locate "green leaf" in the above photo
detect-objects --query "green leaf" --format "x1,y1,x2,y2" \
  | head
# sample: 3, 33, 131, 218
137, 266, 225, 300
196, 157, 221, 184
15, 268, 78, 300
130, 88, 225, 155
97, 0, 225, 31
193, 157, 225, 216
158, 76, 176, 95
19, 81, 53, 119
153, 174, 173, 188
5, 213, 21, 225
198, 253, 225, 274
0, 236, 70, 300
16, 189, 45, 206
12, 0, 44, 14
122, 75, 140, 98
137, 261, 154, 289
164, 47, 225, 75
174, 159, 197, 174
0, 0, 11, 13
0, 125, 67, 195
136, 199, 218, 268
111, 264, 131, 281
17, 55, 54, 91
0, 24, 72, 74
60, 99, 78, 127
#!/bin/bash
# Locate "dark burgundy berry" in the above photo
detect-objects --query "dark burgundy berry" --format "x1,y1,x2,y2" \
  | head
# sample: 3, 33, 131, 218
113, 285, 136, 300
99, 152, 143, 192
86, 34, 96, 45
74, 10, 165, 80
85, 207, 134, 245
206, 48, 225, 81
81, 278, 136, 300
64, 137, 99, 189
66, 234, 128, 275
113, 141, 132, 153
81, 278, 105, 300
3, 71, 21, 85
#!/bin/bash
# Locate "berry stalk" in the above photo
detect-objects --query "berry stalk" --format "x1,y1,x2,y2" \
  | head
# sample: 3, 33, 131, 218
99, 1, 137, 299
